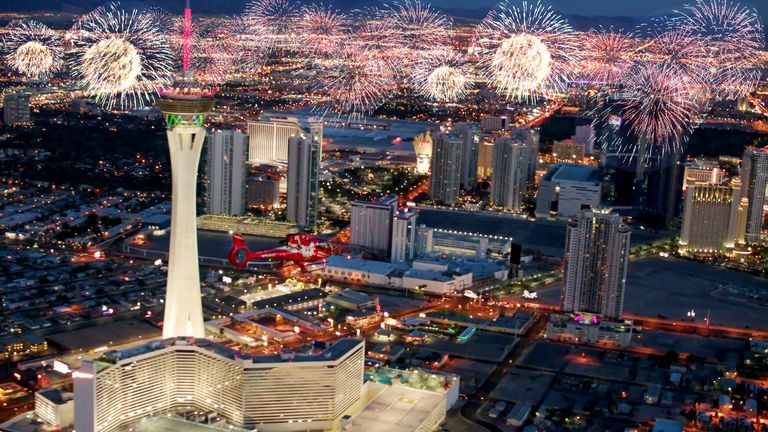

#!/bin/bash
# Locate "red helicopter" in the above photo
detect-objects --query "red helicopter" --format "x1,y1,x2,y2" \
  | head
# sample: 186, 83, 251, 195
228, 233, 335, 272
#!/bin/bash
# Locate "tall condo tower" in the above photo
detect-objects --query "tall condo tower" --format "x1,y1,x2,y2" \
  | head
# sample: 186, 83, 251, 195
157, 81, 216, 338
561, 208, 630, 320
490, 134, 533, 211
741, 146, 768, 242
429, 128, 463, 205
286, 135, 321, 228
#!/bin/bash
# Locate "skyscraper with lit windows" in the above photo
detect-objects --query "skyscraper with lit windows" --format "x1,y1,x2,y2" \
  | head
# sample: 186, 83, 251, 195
741, 146, 768, 242
490, 135, 533, 211
286, 135, 321, 228
429, 129, 463, 205
561, 209, 630, 320
206, 129, 248, 216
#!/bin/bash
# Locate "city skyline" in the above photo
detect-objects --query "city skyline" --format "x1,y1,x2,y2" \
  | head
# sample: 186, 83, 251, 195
0, 0, 766, 431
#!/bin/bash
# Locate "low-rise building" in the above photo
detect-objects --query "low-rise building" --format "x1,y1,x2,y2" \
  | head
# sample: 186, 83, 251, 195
247, 174, 280, 209
0, 332, 48, 361
545, 313, 634, 347
34, 388, 74, 428
535, 164, 602, 219
326, 288, 378, 311
251, 288, 326, 311
553, 139, 585, 162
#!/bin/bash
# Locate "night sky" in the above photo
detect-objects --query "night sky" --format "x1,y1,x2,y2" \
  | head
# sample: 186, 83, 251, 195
0, 0, 766, 21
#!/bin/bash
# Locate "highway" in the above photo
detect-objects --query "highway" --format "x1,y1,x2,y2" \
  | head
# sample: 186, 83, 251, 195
624, 313, 768, 340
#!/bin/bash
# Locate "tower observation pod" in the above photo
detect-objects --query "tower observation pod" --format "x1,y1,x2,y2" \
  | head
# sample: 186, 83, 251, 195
157, 81, 216, 338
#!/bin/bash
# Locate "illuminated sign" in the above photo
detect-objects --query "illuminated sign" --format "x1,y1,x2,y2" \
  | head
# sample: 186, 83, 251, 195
72, 371, 94, 379
53, 360, 71, 374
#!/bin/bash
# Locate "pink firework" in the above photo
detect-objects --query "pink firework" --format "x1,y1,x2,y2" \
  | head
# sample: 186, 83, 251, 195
645, 24, 711, 97
675, 0, 765, 99
295, 4, 348, 56
581, 27, 634, 85
619, 62, 697, 152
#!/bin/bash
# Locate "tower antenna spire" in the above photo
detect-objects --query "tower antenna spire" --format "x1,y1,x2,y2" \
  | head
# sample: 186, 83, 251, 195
182, 0, 192, 76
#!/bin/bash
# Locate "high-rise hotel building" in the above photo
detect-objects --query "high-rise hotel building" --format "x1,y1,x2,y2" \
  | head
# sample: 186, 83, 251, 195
429, 129, 463, 205
206, 130, 248, 216
247, 114, 323, 164
679, 179, 747, 254
74, 338, 365, 432
391, 209, 418, 264
490, 134, 534, 212
350, 195, 398, 258
3, 91, 31, 126
741, 146, 768, 242
561, 209, 630, 320
286, 135, 321, 229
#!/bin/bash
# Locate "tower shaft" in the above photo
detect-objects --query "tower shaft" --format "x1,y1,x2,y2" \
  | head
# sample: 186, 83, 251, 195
163, 126, 206, 338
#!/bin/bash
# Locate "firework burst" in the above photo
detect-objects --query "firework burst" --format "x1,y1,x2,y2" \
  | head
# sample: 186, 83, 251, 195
380, 0, 452, 52
226, 16, 271, 75
2, 20, 64, 80
412, 47, 472, 102
69, 2, 174, 110
475, 0, 578, 101
244, 0, 298, 50
295, 4, 348, 56
636, 18, 711, 99
675, 0, 765, 99
316, 43, 397, 118
613, 62, 697, 153
581, 27, 634, 85
168, 17, 235, 83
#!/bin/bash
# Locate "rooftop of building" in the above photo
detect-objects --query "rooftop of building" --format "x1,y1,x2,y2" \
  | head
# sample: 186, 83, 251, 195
251, 288, 326, 309
325, 256, 404, 275
548, 312, 634, 333
346, 382, 446, 432
402, 268, 453, 282
414, 256, 508, 278
351, 194, 398, 208
100, 337, 363, 366
395, 208, 418, 219
133, 416, 249, 432
542, 163, 600, 184
425, 310, 534, 330
260, 110, 435, 153
327, 288, 375, 305
37, 388, 72, 405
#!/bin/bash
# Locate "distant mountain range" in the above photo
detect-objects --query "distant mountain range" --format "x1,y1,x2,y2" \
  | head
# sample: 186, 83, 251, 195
0, 0, 648, 31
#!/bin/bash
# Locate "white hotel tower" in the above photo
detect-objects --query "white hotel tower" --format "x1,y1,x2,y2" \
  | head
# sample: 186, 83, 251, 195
157, 82, 215, 338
